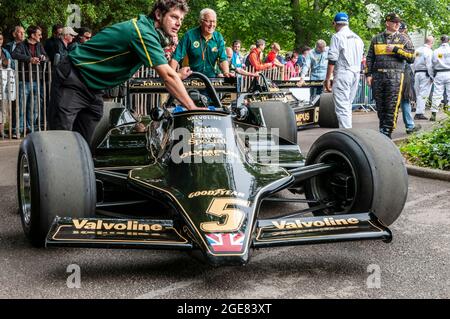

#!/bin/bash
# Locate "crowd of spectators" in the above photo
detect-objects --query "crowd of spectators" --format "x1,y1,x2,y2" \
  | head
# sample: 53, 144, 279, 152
1, 24, 92, 138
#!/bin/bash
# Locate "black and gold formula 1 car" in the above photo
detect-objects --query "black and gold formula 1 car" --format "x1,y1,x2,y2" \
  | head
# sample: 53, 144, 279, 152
17, 72, 408, 266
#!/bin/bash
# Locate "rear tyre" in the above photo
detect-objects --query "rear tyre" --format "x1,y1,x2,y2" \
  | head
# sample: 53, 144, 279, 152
252, 101, 298, 144
18, 131, 97, 247
305, 129, 408, 226
318, 93, 339, 128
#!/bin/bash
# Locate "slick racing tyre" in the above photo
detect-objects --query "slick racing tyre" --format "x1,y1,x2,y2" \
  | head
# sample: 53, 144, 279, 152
252, 101, 298, 144
18, 131, 97, 247
318, 93, 339, 128
305, 129, 408, 226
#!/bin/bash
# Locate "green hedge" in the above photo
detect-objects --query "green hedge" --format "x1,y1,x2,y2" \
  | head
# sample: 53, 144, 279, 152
400, 112, 450, 171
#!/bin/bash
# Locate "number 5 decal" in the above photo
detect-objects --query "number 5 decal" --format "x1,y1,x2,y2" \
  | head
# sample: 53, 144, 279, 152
200, 198, 249, 233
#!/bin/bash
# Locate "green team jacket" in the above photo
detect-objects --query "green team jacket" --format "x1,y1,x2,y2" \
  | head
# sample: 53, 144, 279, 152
172, 27, 227, 78
69, 14, 167, 90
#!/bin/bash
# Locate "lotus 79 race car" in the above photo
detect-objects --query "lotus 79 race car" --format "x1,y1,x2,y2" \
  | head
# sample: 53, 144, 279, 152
17, 72, 408, 266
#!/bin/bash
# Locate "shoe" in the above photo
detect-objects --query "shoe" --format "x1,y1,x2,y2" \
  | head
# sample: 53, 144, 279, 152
406, 124, 422, 134
430, 112, 437, 122
414, 114, 428, 120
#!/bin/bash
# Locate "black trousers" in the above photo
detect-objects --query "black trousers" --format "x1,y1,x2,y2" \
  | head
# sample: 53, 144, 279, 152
372, 72, 404, 136
48, 57, 104, 144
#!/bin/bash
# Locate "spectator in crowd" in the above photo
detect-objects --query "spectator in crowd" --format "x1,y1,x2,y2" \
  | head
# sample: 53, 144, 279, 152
5, 26, 25, 54
170, 8, 230, 78
53, 27, 78, 65
225, 47, 258, 77
366, 13, 415, 138
44, 24, 63, 64
231, 40, 244, 69
49, 0, 200, 144
248, 39, 274, 71
413, 36, 434, 120
399, 22, 421, 134
300, 39, 329, 100
0, 32, 13, 69
296, 45, 311, 71
284, 51, 300, 79
324, 12, 364, 129
430, 35, 450, 121
244, 44, 256, 67
11, 26, 48, 137
69, 27, 92, 51
0, 32, 14, 138
265, 42, 284, 67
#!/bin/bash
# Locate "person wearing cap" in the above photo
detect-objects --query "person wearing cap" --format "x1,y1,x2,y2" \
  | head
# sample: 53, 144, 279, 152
399, 22, 421, 134
69, 27, 93, 51
430, 35, 450, 121
324, 12, 364, 129
48, 0, 202, 144
52, 27, 78, 65
366, 13, 415, 138
413, 36, 434, 120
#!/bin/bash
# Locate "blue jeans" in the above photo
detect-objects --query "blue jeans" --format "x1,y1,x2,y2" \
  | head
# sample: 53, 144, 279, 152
401, 99, 414, 130
13, 81, 43, 134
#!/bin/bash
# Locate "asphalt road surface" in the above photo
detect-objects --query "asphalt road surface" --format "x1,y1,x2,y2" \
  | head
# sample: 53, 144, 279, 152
0, 112, 448, 299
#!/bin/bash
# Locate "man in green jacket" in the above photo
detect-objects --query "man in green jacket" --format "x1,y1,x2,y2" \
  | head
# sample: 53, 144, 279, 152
48, 0, 200, 143
169, 8, 230, 78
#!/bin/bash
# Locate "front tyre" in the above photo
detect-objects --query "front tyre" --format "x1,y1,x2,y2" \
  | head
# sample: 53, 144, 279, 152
305, 129, 408, 225
18, 131, 96, 247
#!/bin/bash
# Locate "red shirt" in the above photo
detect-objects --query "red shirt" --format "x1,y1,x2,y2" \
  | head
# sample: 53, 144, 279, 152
248, 48, 273, 71
266, 50, 277, 63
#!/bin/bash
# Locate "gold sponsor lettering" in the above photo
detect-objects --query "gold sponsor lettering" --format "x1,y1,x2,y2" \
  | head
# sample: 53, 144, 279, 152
188, 189, 245, 199
271, 217, 360, 230
296, 112, 311, 124
72, 219, 164, 232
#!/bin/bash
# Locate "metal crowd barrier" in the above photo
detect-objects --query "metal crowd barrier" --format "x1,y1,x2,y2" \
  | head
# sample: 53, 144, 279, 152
0, 60, 51, 140
0, 62, 377, 140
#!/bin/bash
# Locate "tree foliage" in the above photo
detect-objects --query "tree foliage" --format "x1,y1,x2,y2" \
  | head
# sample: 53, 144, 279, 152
1, 0, 449, 50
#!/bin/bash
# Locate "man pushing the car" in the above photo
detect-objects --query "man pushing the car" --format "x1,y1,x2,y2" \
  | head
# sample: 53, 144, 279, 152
48, 0, 202, 143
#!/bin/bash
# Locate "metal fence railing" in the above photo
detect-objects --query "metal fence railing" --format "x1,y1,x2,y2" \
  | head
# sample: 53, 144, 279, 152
0, 62, 377, 140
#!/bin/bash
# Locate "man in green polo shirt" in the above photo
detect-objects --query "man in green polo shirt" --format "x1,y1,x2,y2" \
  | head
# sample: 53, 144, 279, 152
169, 8, 230, 78
48, 0, 201, 144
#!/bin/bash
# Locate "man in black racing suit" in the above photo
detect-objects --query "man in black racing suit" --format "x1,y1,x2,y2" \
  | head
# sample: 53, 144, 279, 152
366, 13, 415, 138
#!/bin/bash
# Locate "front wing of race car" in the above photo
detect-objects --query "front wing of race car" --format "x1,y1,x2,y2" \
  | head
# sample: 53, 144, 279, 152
46, 212, 391, 262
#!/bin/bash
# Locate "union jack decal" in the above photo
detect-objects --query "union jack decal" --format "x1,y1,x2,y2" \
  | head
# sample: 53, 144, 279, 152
205, 232, 245, 253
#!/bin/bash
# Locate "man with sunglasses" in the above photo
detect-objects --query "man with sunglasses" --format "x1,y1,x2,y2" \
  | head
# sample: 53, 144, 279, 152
365, 13, 415, 138
170, 8, 230, 78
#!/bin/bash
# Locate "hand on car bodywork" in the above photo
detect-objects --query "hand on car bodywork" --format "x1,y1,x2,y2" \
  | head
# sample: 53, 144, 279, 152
178, 67, 193, 80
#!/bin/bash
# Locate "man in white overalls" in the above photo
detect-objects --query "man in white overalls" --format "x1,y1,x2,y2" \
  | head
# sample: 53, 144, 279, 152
431, 35, 450, 121
413, 36, 434, 120
324, 12, 364, 128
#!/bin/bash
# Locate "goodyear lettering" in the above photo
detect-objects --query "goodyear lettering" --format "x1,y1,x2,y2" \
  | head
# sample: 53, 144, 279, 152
272, 217, 360, 230
72, 219, 163, 232
188, 189, 245, 199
